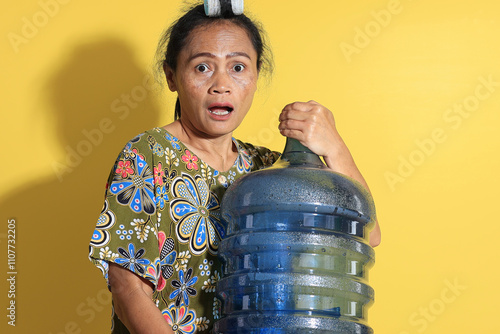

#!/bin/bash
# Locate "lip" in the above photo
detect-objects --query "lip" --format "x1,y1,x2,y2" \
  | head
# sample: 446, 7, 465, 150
208, 102, 235, 110
206, 102, 235, 120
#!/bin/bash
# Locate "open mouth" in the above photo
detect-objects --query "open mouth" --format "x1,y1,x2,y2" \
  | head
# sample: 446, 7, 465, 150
208, 105, 234, 116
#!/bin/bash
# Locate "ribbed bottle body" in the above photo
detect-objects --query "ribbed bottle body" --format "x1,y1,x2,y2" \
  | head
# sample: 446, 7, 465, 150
214, 139, 376, 333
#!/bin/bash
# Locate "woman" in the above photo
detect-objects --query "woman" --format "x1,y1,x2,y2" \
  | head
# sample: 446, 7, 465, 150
89, 2, 381, 333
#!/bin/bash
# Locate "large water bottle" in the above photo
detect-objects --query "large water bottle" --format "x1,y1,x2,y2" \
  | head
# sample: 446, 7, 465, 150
214, 138, 376, 334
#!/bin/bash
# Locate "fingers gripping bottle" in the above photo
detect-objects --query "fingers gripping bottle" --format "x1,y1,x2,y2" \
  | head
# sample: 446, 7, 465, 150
214, 138, 377, 334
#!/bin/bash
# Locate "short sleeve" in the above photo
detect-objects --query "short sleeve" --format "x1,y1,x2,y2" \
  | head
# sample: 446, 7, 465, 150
89, 133, 161, 290
235, 140, 281, 170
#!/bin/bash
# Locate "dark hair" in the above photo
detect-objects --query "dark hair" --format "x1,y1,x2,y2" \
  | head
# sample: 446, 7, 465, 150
155, 1, 273, 120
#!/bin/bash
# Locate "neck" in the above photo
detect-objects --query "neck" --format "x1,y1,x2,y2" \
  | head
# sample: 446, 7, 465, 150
163, 120, 238, 172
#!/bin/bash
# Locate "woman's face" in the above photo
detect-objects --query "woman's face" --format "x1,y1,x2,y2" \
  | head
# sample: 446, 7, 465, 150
166, 22, 259, 139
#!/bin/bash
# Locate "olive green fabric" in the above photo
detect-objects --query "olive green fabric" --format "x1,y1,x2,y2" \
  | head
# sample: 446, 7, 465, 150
89, 127, 279, 333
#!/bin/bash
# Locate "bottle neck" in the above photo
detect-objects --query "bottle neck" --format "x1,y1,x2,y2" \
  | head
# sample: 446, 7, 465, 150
279, 138, 325, 168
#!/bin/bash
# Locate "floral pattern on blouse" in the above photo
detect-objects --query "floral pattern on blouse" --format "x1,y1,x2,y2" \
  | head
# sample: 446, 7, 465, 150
88, 127, 280, 333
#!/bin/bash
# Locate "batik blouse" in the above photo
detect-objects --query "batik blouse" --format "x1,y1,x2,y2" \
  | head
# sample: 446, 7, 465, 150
88, 127, 279, 333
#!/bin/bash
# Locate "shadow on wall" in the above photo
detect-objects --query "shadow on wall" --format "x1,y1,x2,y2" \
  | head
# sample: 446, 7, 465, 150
0, 38, 165, 333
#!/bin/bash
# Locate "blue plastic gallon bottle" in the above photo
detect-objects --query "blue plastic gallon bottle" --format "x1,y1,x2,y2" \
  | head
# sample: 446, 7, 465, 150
214, 138, 377, 334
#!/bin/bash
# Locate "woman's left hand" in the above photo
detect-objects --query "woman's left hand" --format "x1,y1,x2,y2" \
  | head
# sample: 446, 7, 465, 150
278, 100, 381, 247
278, 100, 343, 161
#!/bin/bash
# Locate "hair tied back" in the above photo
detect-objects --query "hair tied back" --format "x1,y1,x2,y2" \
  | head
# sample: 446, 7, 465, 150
204, 0, 244, 17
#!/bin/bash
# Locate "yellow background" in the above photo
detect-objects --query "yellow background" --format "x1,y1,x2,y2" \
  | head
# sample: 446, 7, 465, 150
1, 0, 499, 333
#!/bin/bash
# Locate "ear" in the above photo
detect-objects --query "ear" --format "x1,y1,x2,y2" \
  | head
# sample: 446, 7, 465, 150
164, 64, 177, 92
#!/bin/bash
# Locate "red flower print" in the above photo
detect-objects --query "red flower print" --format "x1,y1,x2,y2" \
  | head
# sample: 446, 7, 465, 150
154, 162, 165, 186
115, 160, 134, 178
181, 150, 199, 171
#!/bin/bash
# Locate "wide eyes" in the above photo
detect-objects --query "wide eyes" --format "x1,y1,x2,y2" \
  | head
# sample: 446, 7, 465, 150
233, 64, 245, 72
195, 64, 209, 73
194, 63, 246, 73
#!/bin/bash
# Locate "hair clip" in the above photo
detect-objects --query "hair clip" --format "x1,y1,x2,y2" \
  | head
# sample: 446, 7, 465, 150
204, 0, 244, 17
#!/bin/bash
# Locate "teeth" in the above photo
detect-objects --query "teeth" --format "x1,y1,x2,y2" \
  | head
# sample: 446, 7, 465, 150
209, 108, 230, 116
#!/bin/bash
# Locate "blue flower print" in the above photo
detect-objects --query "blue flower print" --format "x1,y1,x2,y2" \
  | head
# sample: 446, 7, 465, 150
165, 133, 181, 151
90, 247, 110, 281
109, 152, 156, 214
227, 170, 236, 185
162, 303, 196, 334
170, 173, 225, 255
122, 138, 140, 160
90, 199, 116, 247
234, 140, 254, 173
156, 185, 168, 210
147, 135, 165, 157
157, 231, 177, 291
130, 133, 143, 143
115, 243, 150, 275
169, 267, 198, 307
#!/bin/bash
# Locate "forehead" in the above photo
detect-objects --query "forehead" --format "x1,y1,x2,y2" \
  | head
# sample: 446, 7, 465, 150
182, 22, 256, 57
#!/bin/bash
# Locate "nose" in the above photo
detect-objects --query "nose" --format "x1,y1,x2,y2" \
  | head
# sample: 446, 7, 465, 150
209, 70, 232, 94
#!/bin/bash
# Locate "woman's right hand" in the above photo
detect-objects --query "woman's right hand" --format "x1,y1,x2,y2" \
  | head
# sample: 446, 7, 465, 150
109, 263, 174, 333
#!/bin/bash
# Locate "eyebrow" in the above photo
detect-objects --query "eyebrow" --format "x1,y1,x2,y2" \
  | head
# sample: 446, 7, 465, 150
187, 52, 252, 62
